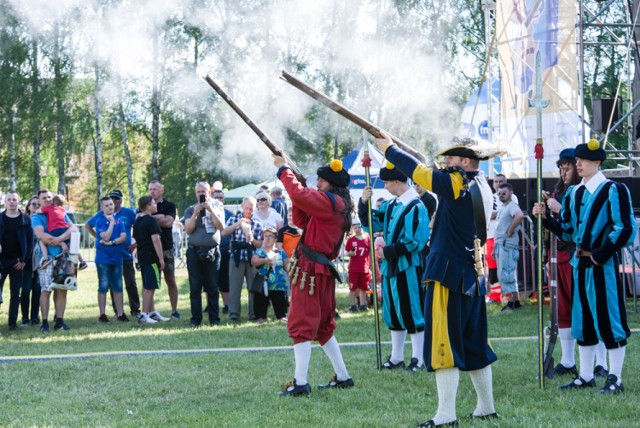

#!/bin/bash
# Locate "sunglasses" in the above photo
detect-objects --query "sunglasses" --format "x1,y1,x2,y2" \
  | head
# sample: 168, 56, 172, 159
257, 198, 268, 202
498, 192, 508, 197
30, 202, 40, 206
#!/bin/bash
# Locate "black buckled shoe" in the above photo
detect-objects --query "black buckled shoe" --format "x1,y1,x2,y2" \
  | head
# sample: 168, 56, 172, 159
279, 379, 311, 397
593, 365, 609, 378
559, 376, 596, 390
317, 374, 355, 390
406, 357, 425, 372
382, 356, 405, 370
415, 419, 458, 427
470, 412, 499, 420
598, 374, 624, 394
553, 364, 579, 377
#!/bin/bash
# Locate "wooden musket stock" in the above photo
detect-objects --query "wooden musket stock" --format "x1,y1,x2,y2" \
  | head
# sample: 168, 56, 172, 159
204, 75, 307, 187
280, 70, 427, 163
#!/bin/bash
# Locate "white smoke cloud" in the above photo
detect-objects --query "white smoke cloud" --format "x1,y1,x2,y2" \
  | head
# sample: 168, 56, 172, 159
8, 0, 462, 180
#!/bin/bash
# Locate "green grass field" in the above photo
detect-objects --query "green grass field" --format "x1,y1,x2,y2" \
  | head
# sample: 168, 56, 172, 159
0, 268, 638, 427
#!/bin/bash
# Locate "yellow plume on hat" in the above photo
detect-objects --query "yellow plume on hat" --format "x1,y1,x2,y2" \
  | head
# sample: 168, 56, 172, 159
587, 139, 600, 151
330, 159, 342, 172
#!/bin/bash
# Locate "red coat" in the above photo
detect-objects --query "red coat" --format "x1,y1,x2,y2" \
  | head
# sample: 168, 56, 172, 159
278, 167, 347, 344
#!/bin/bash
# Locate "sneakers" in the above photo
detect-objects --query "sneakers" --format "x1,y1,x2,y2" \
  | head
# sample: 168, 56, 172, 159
553, 364, 579, 377
279, 379, 311, 396
593, 365, 609, 378
501, 302, 514, 312
98, 314, 109, 323
513, 300, 522, 309
149, 311, 170, 322
78, 261, 88, 271
382, 356, 405, 370
222, 305, 229, 315
278, 317, 288, 324
117, 314, 130, 322
559, 376, 596, 390
39, 256, 52, 270
170, 311, 181, 320
54, 321, 70, 331
317, 374, 355, 390
598, 374, 624, 394
138, 313, 158, 324
21, 319, 30, 327
255, 318, 266, 324
348, 305, 358, 313
31, 318, 40, 326
358, 305, 369, 311
40, 322, 50, 333
406, 357, 425, 372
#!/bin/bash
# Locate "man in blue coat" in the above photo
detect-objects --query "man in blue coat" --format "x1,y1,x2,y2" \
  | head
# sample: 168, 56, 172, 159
377, 134, 498, 427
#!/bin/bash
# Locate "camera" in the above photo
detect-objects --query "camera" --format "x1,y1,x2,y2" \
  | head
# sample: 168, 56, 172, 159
199, 194, 206, 203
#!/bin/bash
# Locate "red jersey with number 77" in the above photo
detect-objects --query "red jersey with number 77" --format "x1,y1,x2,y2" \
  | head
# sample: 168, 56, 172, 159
346, 235, 370, 273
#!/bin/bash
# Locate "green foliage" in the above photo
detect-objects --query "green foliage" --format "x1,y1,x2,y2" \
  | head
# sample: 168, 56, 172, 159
0, 269, 639, 426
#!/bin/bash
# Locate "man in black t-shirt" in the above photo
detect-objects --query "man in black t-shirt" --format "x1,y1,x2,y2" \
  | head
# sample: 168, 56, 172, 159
132, 195, 167, 324
148, 180, 180, 319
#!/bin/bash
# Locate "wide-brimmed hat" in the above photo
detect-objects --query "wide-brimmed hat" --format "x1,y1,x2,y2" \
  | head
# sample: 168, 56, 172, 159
436, 136, 503, 161
317, 159, 350, 188
574, 140, 606, 162
379, 161, 408, 182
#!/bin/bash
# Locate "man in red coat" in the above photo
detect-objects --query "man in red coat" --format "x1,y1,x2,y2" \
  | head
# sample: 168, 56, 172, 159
273, 155, 355, 396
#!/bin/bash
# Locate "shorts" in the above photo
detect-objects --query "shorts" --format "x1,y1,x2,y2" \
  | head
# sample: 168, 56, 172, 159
39, 263, 55, 292
96, 263, 124, 293
162, 249, 175, 273
348, 271, 371, 292
141, 263, 162, 290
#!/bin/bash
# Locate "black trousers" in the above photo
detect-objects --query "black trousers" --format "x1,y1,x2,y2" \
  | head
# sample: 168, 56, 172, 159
253, 290, 288, 320
186, 246, 220, 324
20, 265, 40, 322
0, 261, 25, 328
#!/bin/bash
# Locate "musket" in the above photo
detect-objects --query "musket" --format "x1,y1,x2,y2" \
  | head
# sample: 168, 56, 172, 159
280, 70, 427, 163
203, 75, 307, 187
362, 142, 383, 369
542, 228, 559, 379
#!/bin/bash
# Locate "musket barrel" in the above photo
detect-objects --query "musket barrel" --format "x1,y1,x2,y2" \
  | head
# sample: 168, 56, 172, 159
281, 70, 427, 163
204, 75, 307, 186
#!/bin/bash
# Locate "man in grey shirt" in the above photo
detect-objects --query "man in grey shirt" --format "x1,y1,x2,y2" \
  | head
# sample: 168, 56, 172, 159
492, 182, 524, 311
183, 181, 225, 326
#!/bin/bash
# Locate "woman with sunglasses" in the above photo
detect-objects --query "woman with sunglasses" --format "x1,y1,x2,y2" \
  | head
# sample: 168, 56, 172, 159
252, 191, 284, 231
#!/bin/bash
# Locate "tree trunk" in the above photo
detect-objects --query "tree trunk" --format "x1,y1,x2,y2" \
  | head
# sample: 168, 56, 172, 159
30, 39, 42, 193
151, 28, 161, 181
8, 108, 17, 192
93, 64, 104, 204
53, 24, 65, 196
116, 73, 135, 208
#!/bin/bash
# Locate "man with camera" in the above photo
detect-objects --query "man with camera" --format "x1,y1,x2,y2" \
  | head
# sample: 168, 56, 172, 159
183, 181, 225, 326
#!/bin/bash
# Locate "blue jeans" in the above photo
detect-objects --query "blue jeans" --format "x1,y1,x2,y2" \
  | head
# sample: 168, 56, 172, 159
186, 246, 220, 324
96, 264, 124, 294
494, 242, 519, 293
